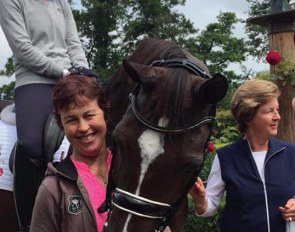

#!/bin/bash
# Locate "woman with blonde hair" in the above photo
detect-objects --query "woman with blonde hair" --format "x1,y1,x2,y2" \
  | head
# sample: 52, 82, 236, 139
190, 79, 295, 232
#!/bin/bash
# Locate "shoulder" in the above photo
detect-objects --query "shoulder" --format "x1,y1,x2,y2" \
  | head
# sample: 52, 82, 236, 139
40, 176, 60, 194
269, 137, 295, 150
56, 0, 71, 12
217, 138, 245, 154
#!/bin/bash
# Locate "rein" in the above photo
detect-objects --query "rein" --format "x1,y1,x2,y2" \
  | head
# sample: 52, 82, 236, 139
99, 58, 216, 232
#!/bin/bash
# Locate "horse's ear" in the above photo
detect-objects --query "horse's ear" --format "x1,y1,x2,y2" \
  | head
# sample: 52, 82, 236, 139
197, 74, 228, 104
122, 59, 157, 84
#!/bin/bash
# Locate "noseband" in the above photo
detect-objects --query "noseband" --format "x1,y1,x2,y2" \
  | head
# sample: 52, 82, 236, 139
100, 58, 216, 232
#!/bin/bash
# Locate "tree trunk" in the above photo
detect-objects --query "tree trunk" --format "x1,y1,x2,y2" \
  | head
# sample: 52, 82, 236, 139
269, 31, 295, 142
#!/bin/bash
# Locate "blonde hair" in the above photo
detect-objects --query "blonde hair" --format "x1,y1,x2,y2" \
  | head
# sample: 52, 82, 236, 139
230, 79, 280, 133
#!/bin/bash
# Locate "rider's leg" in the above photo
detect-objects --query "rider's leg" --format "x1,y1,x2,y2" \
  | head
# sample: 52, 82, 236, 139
14, 84, 54, 232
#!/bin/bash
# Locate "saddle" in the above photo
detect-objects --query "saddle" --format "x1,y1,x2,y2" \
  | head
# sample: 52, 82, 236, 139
5, 109, 66, 172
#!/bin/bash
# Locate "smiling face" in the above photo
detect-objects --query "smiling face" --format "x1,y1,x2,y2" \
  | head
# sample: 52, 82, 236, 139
60, 96, 107, 161
246, 98, 281, 139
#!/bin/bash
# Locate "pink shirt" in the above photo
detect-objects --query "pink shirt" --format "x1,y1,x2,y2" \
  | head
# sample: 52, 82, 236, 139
71, 150, 112, 232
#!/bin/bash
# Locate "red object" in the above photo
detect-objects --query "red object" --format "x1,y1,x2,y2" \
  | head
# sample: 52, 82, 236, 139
207, 141, 215, 153
0, 168, 3, 176
266, 50, 281, 65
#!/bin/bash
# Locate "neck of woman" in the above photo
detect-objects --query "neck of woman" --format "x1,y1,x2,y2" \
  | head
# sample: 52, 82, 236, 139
244, 133, 269, 152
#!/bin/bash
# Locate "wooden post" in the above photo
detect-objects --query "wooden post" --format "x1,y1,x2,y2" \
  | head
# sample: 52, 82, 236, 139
269, 32, 295, 141
248, 9, 295, 142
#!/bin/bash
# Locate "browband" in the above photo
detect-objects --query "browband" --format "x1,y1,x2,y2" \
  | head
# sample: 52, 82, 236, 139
150, 58, 211, 79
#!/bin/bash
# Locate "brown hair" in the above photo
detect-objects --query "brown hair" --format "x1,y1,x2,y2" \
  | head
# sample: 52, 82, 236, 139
230, 79, 280, 133
52, 75, 109, 128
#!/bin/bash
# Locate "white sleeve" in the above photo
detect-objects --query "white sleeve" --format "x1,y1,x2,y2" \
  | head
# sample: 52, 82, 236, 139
197, 154, 225, 217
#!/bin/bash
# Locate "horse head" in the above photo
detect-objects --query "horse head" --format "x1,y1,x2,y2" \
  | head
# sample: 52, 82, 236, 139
104, 52, 227, 232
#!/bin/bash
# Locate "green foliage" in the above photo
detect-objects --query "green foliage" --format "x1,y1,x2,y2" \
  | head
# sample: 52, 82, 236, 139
122, 0, 196, 45
192, 12, 248, 75
184, 196, 222, 232
0, 81, 15, 100
245, 0, 270, 59
211, 109, 240, 144
255, 59, 295, 86
72, 0, 124, 80
199, 150, 216, 181
0, 56, 15, 77
269, 60, 295, 86
73, 0, 198, 80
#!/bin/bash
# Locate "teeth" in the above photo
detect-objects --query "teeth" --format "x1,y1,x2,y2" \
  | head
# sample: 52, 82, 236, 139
81, 134, 92, 141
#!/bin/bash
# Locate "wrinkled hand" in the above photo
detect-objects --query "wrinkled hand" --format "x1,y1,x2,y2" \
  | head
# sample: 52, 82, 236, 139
189, 177, 207, 215
279, 198, 295, 222
68, 66, 101, 83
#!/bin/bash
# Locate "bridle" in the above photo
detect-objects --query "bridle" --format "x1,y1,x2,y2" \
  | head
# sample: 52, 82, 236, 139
130, 85, 215, 134
99, 58, 216, 232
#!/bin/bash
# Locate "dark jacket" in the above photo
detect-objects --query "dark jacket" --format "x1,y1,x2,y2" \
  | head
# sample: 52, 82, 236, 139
217, 137, 295, 232
30, 155, 98, 232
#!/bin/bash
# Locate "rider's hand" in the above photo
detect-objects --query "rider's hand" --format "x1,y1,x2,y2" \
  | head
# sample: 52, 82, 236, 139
68, 66, 101, 83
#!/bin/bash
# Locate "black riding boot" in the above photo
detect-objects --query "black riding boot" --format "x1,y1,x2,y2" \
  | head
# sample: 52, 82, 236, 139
13, 141, 45, 232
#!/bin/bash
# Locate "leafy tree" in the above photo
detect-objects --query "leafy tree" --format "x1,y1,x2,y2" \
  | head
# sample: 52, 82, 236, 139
73, 0, 198, 80
0, 56, 15, 77
245, 0, 270, 59
192, 12, 248, 75
72, 0, 124, 80
187, 12, 252, 109
0, 82, 15, 100
121, 0, 197, 47
0, 56, 15, 100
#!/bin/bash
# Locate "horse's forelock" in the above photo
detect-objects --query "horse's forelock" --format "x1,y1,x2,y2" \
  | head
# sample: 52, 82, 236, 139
151, 68, 192, 129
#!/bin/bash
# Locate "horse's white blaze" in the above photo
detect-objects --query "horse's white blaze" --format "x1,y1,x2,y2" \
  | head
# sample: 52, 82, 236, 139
136, 129, 164, 195
122, 117, 168, 231
136, 117, 168, 195
122, 214, 132, 232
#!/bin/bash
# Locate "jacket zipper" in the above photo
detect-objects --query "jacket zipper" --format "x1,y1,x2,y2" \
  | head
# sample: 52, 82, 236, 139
261, 147, 285, 232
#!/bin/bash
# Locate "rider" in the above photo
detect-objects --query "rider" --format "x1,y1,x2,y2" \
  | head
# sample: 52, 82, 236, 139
0, 1, 96, 231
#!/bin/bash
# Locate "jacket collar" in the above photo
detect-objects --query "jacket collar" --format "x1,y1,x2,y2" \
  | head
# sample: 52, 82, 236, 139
52, 154, 78, 180
237, 137, 286, 159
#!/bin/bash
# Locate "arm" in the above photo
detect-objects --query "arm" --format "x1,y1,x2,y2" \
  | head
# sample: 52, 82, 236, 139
0, 0, 65, 78
63, 0, 89, 69
30, 180, 60, 232
189, 154, 225, 217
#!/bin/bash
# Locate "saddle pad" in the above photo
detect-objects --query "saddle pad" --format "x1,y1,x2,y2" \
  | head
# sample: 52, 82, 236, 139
0, 121, 70, 192
0, 120, 17, 191
53, 136, 70, 162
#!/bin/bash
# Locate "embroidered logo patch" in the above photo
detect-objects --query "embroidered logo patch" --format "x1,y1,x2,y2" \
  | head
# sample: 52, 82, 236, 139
68, 195, 82, 215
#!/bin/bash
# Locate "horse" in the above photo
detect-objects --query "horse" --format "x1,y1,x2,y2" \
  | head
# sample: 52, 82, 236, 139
0, 100, 70, 232
102, 38, 228, 232
0, 38, 228, 232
